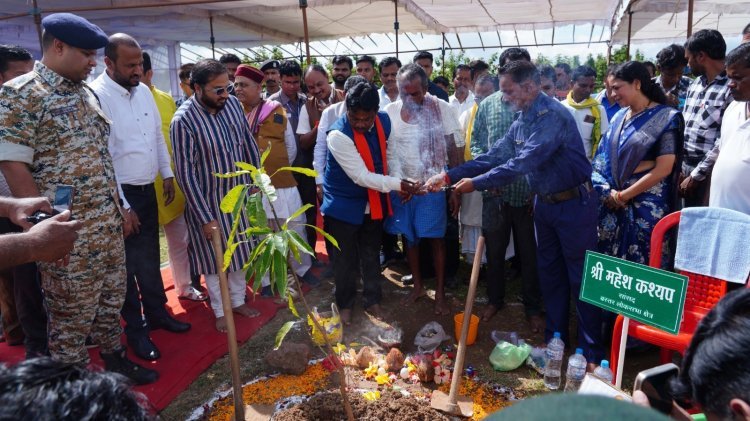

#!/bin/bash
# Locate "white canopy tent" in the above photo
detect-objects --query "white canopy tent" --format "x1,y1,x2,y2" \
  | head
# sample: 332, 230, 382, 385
611, 0, 750, 44
0, 0, 624, 96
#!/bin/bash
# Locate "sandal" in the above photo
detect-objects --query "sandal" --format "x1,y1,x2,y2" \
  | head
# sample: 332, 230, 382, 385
178, 287, 208, 302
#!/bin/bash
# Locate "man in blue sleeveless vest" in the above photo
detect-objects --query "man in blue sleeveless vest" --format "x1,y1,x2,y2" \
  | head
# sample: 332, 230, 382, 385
322, 82, 422, 325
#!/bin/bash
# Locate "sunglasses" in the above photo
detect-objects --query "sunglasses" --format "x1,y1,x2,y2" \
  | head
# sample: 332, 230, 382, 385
207, 84, 232, 95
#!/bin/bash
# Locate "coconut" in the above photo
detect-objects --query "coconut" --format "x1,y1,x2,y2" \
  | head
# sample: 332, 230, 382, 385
356, 346, 378, 369
385, 348, 405, 372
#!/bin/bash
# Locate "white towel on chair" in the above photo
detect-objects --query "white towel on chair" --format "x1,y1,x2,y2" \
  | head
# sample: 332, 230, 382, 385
675, 207, 750, 284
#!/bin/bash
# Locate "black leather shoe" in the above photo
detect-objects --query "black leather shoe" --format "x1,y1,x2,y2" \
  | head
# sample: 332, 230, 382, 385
101, 348, 158, 385
149, 316, 191, 333
127, 336, 160, 361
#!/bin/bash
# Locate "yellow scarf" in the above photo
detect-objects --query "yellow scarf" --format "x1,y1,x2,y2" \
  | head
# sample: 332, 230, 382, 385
463, 103, 479, 161
566, 91, 602, 159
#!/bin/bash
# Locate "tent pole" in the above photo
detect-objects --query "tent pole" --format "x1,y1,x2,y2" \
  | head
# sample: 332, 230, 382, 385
626, 10, 633, 60
300, 0, 311, 64
687, 0, 694, 37
441, 33, 446, 76
32, 0, 43, 53
394, 0, 399, 59
209, 16, 216, 59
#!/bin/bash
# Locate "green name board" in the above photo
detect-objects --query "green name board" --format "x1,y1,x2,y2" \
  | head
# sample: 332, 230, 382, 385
580, 251, 688, 335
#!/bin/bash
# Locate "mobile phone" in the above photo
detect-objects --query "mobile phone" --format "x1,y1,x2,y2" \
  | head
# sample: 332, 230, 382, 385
634, 363, 679, 414
52, 185, 74, 213
25, 185, 75, 225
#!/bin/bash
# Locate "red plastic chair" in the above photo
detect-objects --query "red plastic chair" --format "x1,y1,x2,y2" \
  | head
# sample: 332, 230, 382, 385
609, 211, 728, 381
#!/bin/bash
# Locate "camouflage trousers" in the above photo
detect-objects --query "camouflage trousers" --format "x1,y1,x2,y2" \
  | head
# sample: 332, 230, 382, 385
40, 211, 126, 365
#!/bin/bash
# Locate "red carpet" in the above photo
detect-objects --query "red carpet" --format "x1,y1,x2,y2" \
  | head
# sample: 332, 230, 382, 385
0, 268, 286, 412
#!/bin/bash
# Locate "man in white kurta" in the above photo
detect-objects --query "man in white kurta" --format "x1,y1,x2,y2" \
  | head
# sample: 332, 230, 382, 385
384, 64, 463, 315
708, 43, 750, 215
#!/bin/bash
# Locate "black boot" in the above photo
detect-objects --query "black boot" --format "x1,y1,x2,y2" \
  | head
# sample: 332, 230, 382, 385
100, 347, 158, 385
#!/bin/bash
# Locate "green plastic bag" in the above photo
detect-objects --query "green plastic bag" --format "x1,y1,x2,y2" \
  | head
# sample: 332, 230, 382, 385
489, 341, 532, 371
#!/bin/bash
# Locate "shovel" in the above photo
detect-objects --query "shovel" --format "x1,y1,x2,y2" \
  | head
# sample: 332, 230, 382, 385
431, 235, 485, 417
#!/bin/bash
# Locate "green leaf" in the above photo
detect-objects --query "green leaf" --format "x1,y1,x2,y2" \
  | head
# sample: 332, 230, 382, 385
244, 236, 269, 271
270, 232, 288, 259
214, 170, 252, 179
286, 231, 302, 263
282, 203, 314, 230
245, 193, 268, 228
235, 161, 258, 173
272, 250, 287, 296
274, 321, 295, 350
287, 230, 315, 257
256, 244, 274, 281
271, 166, 317, 179
223, 242, 239, 271
305, 224, 339, 249
242, 226, 273, 236
287, 293, 299, 318
260, 143, 272, 166
256, 173, 277, 202
226, 208, 243, 249
220, 184, 246, 214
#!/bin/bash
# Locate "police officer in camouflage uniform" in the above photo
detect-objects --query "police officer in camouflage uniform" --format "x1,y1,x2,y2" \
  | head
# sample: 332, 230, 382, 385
0, 13, 157, 385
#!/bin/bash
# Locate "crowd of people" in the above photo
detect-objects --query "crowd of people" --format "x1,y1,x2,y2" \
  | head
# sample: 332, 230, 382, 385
0, 11, 748, 407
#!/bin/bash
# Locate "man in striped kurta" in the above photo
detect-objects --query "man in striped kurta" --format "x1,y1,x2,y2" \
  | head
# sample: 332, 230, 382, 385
170, 59, 261, 332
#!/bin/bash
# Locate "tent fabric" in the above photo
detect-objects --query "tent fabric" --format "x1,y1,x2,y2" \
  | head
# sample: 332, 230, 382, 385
1, 0, 618, 53
611, 0, 750, 44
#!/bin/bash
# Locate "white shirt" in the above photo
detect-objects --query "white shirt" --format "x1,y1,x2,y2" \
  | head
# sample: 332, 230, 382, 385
296, 104, 312, 134
327, 128, 402, 195
314, 101, 347, 184
709, 101, 750, 215
384, 98, 464, 181
296, 86, 339, 135
449, 91, 475, 119
90, 72, 173, 186
379, 86, 398, 111
561, 98, 609, 159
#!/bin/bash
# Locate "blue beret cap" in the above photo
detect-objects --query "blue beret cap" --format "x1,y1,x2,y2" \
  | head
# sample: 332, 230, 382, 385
42, 13, 108, 50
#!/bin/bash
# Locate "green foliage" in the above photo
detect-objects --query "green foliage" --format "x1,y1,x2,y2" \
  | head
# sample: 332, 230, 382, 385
218, 144, 339, 350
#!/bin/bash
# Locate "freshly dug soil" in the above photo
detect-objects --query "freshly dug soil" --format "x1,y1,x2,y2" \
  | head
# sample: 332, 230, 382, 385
272, 390, 451, 421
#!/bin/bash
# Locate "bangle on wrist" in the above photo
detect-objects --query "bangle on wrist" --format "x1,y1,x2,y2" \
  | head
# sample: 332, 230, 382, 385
443, 173, 450, 185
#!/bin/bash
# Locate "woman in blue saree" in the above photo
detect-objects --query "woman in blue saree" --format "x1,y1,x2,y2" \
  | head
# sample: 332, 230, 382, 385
592, 61, 684, 265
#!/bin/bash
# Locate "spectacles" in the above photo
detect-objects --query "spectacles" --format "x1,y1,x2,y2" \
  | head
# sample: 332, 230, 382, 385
207, 85, 232, 96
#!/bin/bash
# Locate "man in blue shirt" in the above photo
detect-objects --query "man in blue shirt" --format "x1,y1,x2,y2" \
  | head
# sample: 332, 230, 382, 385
427, 60, 605, 365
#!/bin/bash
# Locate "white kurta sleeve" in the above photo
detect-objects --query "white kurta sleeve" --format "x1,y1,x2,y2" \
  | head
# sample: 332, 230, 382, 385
327, 130, 402, 193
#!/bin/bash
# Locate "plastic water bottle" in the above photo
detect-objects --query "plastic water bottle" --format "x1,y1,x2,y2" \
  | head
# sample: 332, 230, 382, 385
543, 332, 565, 390
593, 360, 614, 383
563, 348, 587, 392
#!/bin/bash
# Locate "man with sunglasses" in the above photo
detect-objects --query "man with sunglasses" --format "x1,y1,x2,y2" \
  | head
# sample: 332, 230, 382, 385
170, 59, 262, 333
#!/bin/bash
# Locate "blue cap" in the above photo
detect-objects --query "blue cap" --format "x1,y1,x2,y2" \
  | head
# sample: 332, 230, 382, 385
601, 360, 609, 368
553, 332, 561, 338
42, 13, 108, 50
575, 348, 583, 354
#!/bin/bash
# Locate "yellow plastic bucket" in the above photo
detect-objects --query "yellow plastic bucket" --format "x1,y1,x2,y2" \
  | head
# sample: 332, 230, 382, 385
454, 312, 480, 346
307, 303, 343, 346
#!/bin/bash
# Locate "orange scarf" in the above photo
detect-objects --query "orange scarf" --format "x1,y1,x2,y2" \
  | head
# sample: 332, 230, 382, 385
352, 117, 392, 220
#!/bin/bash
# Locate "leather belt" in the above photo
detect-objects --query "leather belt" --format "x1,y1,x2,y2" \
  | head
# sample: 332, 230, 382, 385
121, 183, 154, 191
538, 181, 593, 204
